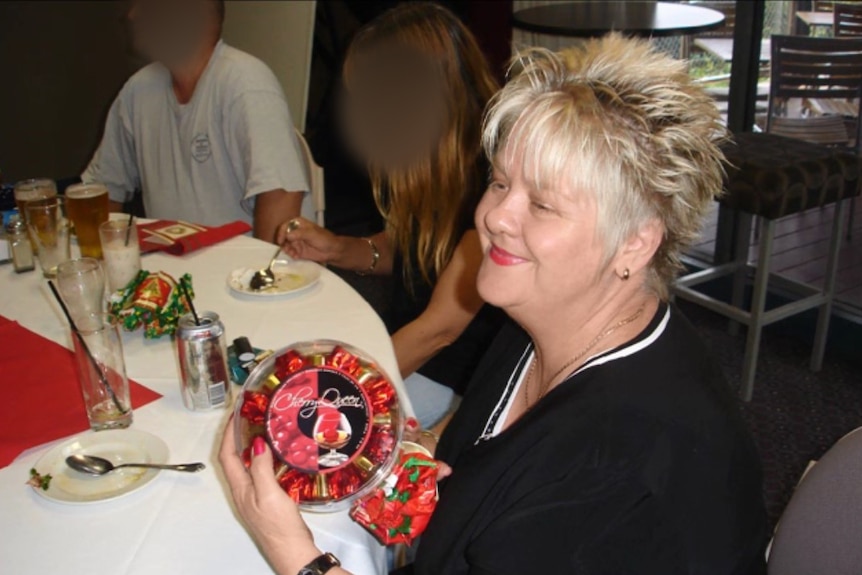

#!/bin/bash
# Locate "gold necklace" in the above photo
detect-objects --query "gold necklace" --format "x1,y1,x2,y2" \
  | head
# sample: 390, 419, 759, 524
524, 302, 647, 409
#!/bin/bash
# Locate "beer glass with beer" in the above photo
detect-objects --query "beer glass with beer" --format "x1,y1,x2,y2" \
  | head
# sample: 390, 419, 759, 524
13, 179, 58, 250
65, 183, 110, 259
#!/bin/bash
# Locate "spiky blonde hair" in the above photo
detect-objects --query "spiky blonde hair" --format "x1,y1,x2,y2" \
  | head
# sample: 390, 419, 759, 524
483, 34, 726, 299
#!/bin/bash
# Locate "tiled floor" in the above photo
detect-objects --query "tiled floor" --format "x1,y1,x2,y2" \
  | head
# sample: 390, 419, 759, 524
689, 198, 862, 313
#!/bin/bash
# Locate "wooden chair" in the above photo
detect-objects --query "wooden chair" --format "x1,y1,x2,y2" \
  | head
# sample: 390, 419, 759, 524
672, 35, 862, 401
834, 2, 862, 37
772, 34, 861, 239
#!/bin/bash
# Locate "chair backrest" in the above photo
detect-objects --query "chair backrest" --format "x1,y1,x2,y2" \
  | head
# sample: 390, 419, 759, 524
768, 115, 851, 145
294, 128, 326, 227
834, 2, 862, 37
767, 427, 862, 575
768, 35, 862, 149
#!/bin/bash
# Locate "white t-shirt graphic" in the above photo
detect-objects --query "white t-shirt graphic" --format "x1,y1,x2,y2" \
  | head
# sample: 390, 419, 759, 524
83, 40, 312, 226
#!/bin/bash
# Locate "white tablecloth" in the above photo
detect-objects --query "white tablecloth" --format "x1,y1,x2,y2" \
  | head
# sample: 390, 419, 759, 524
0, 233, 412, 575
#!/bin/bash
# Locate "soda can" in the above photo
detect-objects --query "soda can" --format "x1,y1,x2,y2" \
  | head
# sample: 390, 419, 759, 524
176, 311, 231, 410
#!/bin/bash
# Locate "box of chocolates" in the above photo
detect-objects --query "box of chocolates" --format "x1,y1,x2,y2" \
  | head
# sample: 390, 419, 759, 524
234, 340, 403, 512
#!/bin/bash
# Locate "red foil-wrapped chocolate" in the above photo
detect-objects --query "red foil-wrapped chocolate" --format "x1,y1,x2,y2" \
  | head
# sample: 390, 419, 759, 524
235, 341, 404, 512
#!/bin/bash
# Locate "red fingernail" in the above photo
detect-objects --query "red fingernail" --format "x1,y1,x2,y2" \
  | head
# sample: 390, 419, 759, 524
253, 436, 266, 456
406, 417, 419, 430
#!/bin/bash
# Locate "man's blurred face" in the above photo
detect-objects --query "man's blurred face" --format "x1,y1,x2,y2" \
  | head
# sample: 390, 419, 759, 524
127, 0, 211, 65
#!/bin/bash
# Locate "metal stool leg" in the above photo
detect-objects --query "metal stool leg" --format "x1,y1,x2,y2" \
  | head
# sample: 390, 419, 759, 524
741, 218, 775, 401
812, 200, 848, 371
730, 213, 754, 337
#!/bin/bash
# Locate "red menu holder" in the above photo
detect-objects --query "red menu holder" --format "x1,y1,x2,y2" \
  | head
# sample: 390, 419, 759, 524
138, 220, 251, 255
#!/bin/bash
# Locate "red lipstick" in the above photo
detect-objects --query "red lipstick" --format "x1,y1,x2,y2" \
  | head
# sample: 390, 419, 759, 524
489, 245, 527, 266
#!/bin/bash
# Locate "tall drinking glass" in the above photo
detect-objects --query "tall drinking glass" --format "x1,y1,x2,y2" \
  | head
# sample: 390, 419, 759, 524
65, 183, 110, 259
25, 197, 70, 278
72, 313, 132, 431
99, 219, 142, 292
13, 178, 57, 250
57, 258, 106, 321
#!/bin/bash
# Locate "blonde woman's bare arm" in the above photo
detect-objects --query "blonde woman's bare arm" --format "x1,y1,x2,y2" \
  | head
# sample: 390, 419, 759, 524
391, 230, 485, 378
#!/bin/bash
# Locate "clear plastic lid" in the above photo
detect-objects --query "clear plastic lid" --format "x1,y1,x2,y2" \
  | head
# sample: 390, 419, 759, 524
234, 340, 404, 512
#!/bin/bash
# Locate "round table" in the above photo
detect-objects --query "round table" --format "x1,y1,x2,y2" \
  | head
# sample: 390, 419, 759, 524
512, 1, 725, 38
0, 230, 408, 575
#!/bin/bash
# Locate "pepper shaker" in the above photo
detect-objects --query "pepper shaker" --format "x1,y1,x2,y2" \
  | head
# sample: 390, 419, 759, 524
6, 217, 35, 273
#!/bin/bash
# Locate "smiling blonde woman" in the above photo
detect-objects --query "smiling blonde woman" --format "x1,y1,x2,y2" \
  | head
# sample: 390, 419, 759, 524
221, 34, 767, 575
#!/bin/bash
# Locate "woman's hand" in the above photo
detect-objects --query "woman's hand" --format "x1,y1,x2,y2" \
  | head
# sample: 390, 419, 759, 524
276, 217, 344, 264
219, 419, 322, 575
403, 417, 453, 482
277, 220, 394, 275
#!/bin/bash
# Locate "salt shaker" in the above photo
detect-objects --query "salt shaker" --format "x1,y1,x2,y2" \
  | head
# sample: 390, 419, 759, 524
6, 217, 35, 273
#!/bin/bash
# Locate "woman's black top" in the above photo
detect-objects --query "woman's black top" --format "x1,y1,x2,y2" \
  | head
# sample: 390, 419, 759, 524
406, 303, 767, 575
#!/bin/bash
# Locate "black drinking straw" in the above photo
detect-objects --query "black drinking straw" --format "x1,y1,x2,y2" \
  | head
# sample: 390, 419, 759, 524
124, 213, 135, 246
47, 281, 128, 415
179, 280, 200, 326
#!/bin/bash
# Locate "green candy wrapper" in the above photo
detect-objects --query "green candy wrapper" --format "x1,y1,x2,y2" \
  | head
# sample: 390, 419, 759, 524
109, 270, 194, 339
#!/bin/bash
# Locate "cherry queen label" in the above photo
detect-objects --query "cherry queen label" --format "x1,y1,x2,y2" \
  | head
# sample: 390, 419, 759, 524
266, 367, 372, 474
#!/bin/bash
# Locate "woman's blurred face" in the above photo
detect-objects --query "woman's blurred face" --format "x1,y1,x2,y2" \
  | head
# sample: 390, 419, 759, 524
475, 158, 609, 316
341, 44, 445, 171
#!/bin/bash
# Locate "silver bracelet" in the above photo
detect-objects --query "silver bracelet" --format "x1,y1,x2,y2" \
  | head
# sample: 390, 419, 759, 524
356, 237, 379, 276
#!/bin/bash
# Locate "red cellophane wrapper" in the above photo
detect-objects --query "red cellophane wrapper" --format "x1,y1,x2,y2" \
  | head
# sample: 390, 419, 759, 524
234, 340, 403, 512
349, 442, 439, 545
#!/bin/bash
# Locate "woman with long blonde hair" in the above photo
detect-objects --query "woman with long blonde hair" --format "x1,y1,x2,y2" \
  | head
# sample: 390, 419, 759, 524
276, 3, 502, 428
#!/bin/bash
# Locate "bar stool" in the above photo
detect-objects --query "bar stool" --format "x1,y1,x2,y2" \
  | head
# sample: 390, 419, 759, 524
672, 131, 860, 400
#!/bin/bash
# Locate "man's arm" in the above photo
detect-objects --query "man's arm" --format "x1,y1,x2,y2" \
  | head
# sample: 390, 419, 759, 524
82, 89, 140, 210
253, 189, 304, 243
229, 85, 311, 238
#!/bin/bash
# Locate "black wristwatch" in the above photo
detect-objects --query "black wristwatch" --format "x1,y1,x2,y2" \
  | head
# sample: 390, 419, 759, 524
298, 552, 341, 575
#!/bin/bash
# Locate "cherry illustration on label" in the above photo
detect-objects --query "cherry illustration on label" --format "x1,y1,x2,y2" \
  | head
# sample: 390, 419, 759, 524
266, 367, 372, 474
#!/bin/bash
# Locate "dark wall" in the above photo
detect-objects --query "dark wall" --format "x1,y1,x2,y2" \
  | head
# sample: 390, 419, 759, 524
0, 1, 140, 184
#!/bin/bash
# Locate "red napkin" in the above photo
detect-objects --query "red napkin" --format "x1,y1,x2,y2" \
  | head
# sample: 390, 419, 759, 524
138, 220, 251, 255
0, 318, 162, 468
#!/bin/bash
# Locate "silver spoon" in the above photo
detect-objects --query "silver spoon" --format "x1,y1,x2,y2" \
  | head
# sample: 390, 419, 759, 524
66, 454, 206, 476
249, 246, 283, 291
248, 219, 301, 291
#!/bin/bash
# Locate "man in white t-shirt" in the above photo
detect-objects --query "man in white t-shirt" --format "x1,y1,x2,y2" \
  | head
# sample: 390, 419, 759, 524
82, 0, 311, 243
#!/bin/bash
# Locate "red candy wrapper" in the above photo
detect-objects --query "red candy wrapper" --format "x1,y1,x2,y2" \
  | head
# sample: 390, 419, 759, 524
235, 341, 404, 512
349, 442, 439, 545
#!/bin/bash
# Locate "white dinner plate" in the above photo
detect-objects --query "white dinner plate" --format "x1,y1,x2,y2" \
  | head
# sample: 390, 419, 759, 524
30, 429, 169, 504
227, 259, 321, 298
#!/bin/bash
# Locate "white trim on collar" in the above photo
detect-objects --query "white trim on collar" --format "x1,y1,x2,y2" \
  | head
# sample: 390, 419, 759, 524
477, 306, 671, 442
571, 306, 671, 377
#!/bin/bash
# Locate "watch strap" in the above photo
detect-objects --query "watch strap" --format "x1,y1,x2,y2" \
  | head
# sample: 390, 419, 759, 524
298, 552, 341, 575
